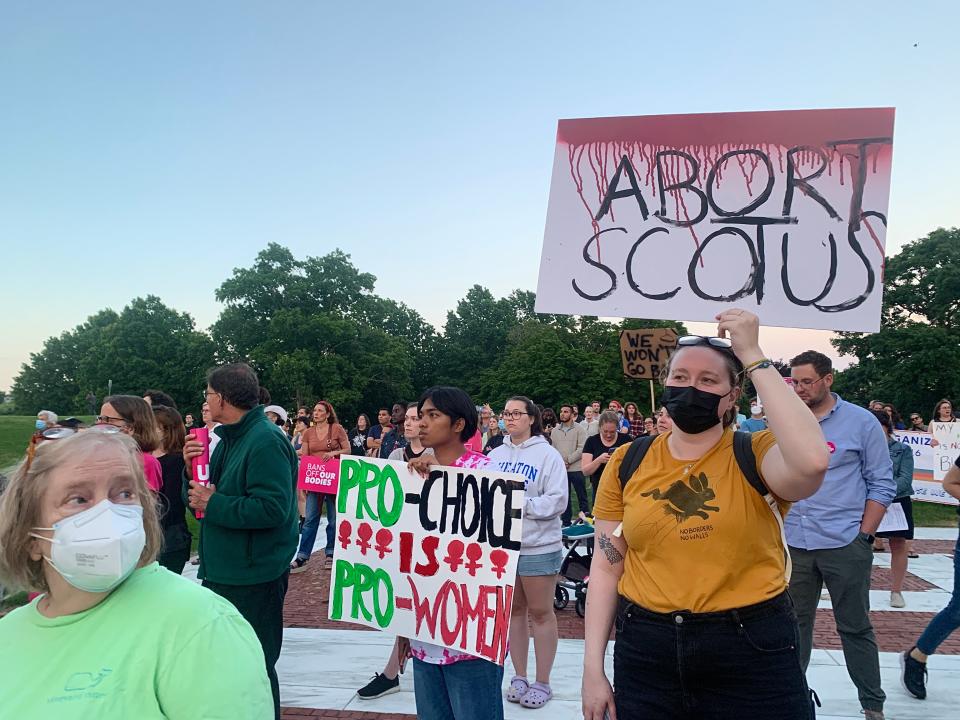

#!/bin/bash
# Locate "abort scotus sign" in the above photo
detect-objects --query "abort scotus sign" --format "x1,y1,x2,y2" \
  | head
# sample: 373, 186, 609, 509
535, 108, 895, 332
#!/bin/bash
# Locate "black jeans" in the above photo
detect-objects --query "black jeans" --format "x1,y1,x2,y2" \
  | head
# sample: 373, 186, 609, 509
613, 593, 812, 719
203, 571, 289, 720
561, 470, 589, 524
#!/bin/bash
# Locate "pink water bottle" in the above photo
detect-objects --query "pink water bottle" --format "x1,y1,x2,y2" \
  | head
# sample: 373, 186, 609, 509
191, 427, 211, 519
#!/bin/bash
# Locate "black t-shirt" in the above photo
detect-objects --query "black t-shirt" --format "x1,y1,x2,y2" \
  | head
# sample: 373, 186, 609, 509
483, 433, 505, 455
583, 432, 632, 479
348, 428, 369, 455
157, 454, 188, 530
404, 445, 428, 461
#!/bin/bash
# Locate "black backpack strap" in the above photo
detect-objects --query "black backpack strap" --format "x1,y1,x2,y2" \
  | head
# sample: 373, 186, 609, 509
618, 435, 656, 490
734, 430, 792, 583
733, 430, 766, 496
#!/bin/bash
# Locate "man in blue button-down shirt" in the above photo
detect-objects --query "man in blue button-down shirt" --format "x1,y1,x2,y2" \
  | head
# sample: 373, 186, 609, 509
787, 351, 896, 720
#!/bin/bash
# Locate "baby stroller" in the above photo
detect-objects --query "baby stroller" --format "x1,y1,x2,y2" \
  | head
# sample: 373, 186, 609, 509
555, 517, 594, 617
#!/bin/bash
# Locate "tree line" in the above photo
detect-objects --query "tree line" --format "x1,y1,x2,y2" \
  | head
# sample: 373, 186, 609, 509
11, 227, 960, 424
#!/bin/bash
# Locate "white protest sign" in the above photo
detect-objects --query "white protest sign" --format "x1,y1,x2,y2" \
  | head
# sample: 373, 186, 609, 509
535, 108, 895, 331
932, 422, 960, 482
327, 456, 525, 665
892, 430, 958, 505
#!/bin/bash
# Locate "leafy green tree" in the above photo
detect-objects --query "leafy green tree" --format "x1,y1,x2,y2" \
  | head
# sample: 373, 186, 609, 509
832, 227, 960, 417
211, 244, 428, 420
12, 298, 214, 414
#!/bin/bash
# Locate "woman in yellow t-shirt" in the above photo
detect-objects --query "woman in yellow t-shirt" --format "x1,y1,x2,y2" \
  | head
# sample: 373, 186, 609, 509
582, 309, 830, 720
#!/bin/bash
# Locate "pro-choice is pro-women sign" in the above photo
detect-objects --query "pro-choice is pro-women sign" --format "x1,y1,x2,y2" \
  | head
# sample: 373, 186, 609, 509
327, 456, 526, 665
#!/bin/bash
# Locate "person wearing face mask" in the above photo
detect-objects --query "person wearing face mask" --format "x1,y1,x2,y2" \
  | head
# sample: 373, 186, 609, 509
583, 309, 830, 720
25, 410, 60, 466
98, 395, 163, 493
740, 400, 767, 432
0, 431, 273, 718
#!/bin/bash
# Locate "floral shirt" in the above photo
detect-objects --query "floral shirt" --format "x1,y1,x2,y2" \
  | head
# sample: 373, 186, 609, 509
409, 449, 491, 665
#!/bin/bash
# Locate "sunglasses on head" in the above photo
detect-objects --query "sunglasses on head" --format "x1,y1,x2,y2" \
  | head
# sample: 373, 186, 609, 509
675, 335, 743, 368
676, 335, 733, 350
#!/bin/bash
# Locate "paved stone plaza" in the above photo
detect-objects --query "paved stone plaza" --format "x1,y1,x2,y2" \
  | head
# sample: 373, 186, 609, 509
183, 526, 958, 720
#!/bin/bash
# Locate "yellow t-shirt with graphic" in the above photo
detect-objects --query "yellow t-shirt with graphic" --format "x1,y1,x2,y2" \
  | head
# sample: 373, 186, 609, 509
592, 427, 788, 613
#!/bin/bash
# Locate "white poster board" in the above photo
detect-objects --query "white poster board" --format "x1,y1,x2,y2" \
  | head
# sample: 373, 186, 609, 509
535, 108, 895, 331
893, 430, 957, 506
932, 422, 960, 482
327, 456, 526, 665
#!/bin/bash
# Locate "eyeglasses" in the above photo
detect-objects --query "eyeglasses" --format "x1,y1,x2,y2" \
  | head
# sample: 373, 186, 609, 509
96, 414, 127, 425
501, 411, 530, 420
202, 390, 220, 401
792, 376, 826, 389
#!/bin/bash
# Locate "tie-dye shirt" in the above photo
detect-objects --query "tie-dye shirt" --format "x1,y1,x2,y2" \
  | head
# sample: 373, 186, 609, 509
409, 449, 492, 665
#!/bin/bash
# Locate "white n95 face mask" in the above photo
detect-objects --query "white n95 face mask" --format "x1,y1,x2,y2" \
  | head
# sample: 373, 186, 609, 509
31, 499, 146, 593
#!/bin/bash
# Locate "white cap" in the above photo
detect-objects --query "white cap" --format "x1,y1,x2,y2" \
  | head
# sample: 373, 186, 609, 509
264, 405, 288, 422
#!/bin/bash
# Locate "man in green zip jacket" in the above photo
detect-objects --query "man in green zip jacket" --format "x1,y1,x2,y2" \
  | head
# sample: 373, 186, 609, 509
184, 362, 298, 720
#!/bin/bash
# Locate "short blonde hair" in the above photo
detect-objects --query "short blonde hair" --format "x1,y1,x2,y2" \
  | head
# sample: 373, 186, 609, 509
0, 431, 163, 594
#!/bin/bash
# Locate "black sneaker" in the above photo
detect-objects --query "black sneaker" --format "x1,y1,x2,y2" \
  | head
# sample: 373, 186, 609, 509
357, 672, 399, 699
901, 648, 927, 700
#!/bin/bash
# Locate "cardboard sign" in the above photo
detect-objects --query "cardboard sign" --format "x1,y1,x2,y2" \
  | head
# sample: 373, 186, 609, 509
535, 108, 895, 332
328, 456, 526, 665
297, 456, 340, 494
620, 328, 678, 379
893, 430, 958, 506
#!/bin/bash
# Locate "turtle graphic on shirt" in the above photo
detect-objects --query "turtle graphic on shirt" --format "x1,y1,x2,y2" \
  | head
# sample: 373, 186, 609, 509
641, 472, 719, 521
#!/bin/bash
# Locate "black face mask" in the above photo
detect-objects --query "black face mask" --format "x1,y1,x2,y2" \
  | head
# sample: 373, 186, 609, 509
660, 385, 727, 435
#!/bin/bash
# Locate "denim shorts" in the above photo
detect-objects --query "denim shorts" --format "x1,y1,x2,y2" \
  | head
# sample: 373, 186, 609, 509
517, 550, 562, 577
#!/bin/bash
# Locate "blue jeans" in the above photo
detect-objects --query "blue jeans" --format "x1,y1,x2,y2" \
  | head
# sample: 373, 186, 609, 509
412, 658, 505, 720
917, 528, 960, 655
613, 593, 812, 719
296, 492, 335, 561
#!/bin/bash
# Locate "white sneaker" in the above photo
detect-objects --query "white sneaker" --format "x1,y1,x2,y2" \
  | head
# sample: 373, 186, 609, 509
890, 591, 906, 608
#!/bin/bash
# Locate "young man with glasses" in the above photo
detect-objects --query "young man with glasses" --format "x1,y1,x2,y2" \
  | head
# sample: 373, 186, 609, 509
786, 350, 896, 720
909, 414, 928, 432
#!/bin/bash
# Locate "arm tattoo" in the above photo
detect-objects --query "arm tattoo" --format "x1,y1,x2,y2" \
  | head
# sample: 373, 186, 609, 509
598, 533, 624, 565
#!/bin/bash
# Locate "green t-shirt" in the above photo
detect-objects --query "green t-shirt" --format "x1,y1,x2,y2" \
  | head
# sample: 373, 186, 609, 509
0, 563, 273, 719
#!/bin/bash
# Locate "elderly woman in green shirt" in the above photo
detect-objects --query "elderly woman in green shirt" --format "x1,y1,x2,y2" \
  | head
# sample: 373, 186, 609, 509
0, 431, 273, 719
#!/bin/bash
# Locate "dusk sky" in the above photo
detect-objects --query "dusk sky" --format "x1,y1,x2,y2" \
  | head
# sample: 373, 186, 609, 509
2, 2, 958, 391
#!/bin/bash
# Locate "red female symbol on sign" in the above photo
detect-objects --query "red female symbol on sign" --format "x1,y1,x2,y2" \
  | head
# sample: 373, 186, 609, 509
489, 549, 509, 580
356, 522, 373, 555
444, 539, 465, 572
374, 528, 393, 559
338, 520, 352, 550
465, 543, 484, 576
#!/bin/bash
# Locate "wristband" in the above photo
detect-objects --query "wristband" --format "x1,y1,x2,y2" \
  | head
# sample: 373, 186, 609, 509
744, 358, 774, 375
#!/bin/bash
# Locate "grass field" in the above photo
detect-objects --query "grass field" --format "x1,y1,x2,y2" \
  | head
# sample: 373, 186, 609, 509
0, 416, 96, 470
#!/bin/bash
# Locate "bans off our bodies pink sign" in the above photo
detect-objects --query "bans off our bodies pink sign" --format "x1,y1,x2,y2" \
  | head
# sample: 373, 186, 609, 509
298, 456, 340, 494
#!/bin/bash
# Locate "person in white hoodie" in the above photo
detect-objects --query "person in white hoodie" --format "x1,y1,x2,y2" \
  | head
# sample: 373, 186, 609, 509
488, 395, 568, 710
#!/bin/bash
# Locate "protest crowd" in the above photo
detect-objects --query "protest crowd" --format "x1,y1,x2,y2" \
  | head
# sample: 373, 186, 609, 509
2, 310, 959, 720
